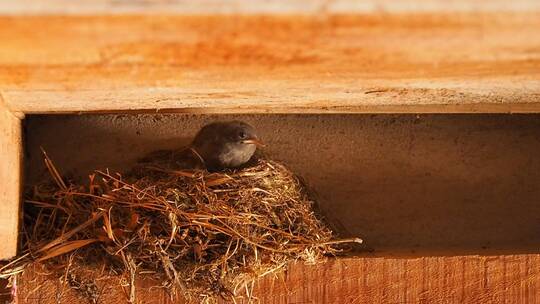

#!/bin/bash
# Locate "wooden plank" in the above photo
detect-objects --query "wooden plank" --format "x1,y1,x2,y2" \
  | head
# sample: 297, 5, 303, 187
1, 0, 540, 15
0, 13, 539, 114
0, 98, 22, 260
16, 254, 540, 303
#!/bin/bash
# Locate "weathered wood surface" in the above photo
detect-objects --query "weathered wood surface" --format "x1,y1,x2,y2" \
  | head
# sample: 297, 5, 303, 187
1, 0, 540, 14
16, 254, 540, 303
0, 13, 539, 114
0, 100, 22, 260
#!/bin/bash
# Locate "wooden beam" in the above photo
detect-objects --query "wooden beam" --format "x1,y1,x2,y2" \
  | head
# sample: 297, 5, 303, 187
16, 254, 540, 303
0, 13, 539, 114
0, 97, 22, 260
0, 0, 539, 15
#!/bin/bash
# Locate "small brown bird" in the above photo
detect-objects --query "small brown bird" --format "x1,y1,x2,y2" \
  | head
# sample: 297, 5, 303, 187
191, 120, 264, 170
136, 121, 264, 172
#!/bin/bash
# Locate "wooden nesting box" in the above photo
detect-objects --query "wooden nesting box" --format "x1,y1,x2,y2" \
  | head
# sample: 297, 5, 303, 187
2, 0, 540, 303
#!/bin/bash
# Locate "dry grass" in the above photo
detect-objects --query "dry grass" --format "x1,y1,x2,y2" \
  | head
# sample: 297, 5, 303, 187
1, 150, 361, 303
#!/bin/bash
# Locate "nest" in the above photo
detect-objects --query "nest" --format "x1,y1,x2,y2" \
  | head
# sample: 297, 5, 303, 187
1, 150, 361, 303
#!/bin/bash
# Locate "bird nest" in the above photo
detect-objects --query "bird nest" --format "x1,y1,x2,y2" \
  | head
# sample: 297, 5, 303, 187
1, 151, 361, 303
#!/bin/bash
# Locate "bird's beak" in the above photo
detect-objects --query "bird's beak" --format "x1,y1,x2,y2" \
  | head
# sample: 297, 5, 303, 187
242, 138, 265, 147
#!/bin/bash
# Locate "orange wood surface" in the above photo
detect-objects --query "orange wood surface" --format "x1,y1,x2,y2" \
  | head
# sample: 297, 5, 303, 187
1, 0, 540, 15
16, 254, 540, 303
0, 100, 21, 260
0, 13, 539, 114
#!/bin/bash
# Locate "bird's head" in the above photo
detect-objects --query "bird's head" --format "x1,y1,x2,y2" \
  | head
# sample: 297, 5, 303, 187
192, 121, 264, 169
225, 121, 265, 148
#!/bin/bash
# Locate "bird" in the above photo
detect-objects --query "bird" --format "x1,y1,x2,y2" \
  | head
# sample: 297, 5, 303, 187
191, 120, 264, 170
135, 121, 264, 173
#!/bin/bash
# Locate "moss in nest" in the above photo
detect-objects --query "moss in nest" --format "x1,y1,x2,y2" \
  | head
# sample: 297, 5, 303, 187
1, 151, 361, 303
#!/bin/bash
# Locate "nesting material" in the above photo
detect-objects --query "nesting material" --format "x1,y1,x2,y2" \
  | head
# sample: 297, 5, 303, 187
1, 151, 361, 303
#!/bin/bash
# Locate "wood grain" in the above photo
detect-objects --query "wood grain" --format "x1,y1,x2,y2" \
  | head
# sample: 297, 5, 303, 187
0, 13, 539, 114
1, 0, 540, 15
16, 254, 540, 303
0, 99, 22, 260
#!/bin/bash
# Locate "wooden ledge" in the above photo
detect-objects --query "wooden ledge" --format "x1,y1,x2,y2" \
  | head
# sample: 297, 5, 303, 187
0, 13, 539, 114
16, 254, 540, 303
1, 0, 540, 15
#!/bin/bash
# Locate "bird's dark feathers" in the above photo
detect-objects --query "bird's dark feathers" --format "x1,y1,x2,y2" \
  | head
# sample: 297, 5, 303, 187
192, 121, 257, 147
135, 121, 261, 174
192, 121, 259, 170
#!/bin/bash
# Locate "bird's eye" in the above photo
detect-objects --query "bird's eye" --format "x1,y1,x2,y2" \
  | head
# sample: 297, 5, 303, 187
238, 131, 247, 139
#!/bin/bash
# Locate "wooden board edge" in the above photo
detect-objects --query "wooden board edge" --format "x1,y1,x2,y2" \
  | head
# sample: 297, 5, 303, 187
14, 253, 540, 303
0, 94, 22, 260
1, 0, 540, 15
11, 102, 540, 115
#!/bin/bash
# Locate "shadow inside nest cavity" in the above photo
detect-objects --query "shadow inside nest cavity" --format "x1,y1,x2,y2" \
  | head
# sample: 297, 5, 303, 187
23, 113, 540, 257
